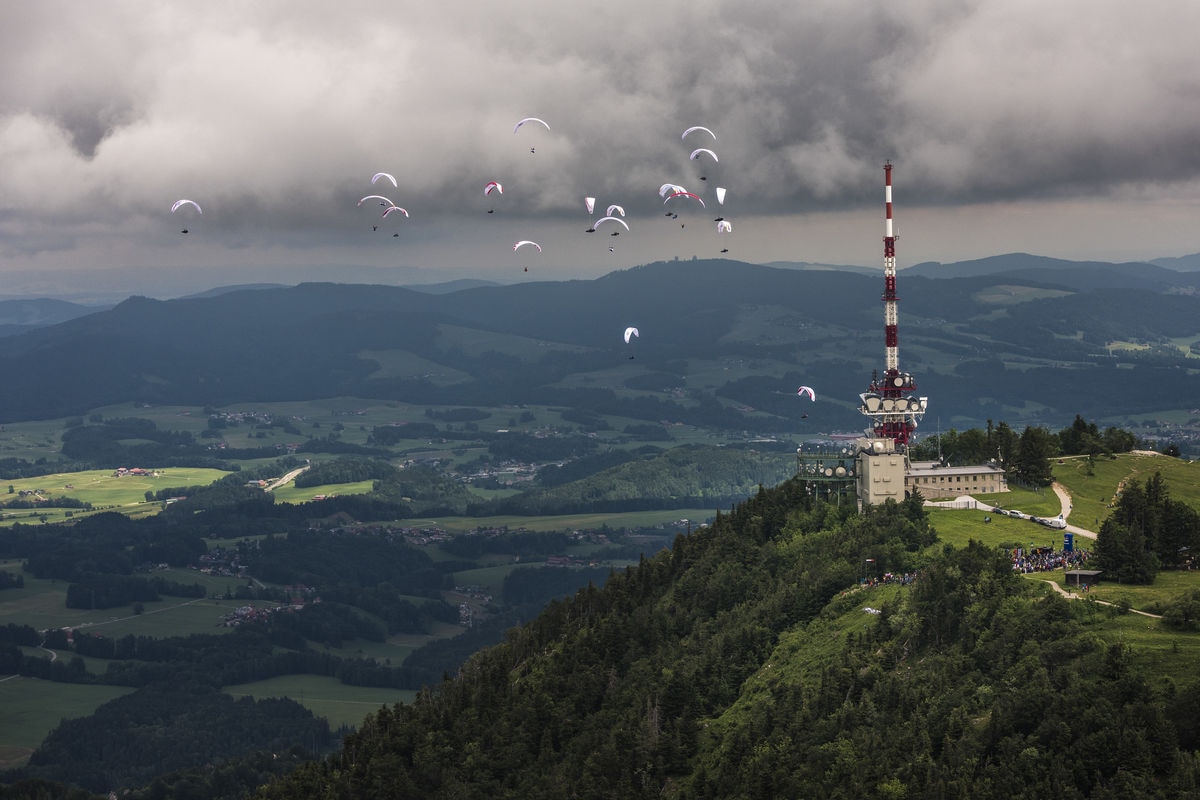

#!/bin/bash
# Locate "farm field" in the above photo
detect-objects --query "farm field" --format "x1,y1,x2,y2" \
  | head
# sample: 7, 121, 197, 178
0, 564, 256, 636
271, 479, 374, 504
224, 675, 416, 732
0, 677, 133, 771
0, 467, 231, 527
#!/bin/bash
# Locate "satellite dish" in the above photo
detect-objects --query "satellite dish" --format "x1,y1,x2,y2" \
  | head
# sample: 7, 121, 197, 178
893, 376, 905, 387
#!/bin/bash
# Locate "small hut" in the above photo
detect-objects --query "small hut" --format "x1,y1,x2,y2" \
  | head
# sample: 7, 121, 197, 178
1064, 569, 1103, 588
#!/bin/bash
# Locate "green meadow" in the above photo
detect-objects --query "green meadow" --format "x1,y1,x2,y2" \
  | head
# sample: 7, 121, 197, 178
0, 467, 231, 527
0, 677, 133, 771
224, 675, 416, 732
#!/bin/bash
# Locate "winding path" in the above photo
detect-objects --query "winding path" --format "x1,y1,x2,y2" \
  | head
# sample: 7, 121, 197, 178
1051, 481, 1095, 540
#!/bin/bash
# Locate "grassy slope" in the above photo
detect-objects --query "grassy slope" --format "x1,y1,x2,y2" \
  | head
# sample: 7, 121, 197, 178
928, 450, 1200, 683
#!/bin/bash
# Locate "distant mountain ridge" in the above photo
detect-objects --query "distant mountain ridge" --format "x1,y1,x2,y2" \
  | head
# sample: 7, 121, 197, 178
0, 297, 109, 337
903, 252, 1200, 291
0, 257, 1196, 432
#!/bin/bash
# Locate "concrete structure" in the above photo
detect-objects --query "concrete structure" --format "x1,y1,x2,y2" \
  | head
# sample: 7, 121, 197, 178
906, 460, 1008, 499
856, 437, 909, 506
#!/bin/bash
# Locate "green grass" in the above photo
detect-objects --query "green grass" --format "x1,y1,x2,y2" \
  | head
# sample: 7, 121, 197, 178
973, 285, 1073, 305
0, 567, 258, 636
224, 675, 416, 732
271, 479, 374, 504
0, 677, 133, 770
1050, 450, 1200, 531
925, 451, 1200, 676
0, 467, 231, 527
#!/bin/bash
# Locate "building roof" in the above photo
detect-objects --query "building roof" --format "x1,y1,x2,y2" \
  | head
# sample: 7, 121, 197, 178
907, 461, 1005, 477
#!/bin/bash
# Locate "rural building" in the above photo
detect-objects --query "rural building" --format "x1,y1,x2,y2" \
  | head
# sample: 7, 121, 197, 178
1064, 569, 1104, 587
905, 460, 1008, 500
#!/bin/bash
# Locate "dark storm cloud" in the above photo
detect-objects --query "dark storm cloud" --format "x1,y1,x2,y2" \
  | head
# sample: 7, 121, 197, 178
1, 0, 1199, 294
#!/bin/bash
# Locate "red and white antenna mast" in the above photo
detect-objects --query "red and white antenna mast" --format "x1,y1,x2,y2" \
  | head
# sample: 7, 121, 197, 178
859, 161, 927, 447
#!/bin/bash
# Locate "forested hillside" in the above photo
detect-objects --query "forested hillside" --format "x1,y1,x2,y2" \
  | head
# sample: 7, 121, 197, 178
255, 480, 1200, 799
0, 260, 1198, 435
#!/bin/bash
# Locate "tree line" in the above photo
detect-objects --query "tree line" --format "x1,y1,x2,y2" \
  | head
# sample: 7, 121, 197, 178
908, 415, 1142, 486
252, 478, 1200, 799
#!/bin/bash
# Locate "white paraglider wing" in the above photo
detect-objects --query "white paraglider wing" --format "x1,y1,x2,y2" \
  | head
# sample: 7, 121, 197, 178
484, 181, 503, 196
358, 195, 393, 207
624, 326, 639, 344
585, 196, 596, 214
716, 220, 732, 233
513, 240, 542, 253
382, 206, 409, 219
171, 199, 202, 214
594, 216, 630, 231
689, 148, 718, 163
371, 172, 398, 188
715, 187, 727, 205
514, 117, 551, 134
681, 126, 716, 141
605, 204, 625, 217
658, 183, 687, 199
797, 386, 816, 401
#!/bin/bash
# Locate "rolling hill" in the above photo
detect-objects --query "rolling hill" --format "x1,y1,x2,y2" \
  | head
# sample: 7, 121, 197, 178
0, 258, 1195, 438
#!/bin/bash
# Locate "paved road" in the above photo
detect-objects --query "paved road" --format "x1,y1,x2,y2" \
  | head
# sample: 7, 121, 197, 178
1051, 481, 1096, 540
265, 465, 309, 492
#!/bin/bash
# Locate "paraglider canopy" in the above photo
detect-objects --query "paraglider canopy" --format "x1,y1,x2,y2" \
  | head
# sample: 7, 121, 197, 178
624, 326, 639, 344
514, 117, 550, 134
664, 191, 706, 208
797, 386, 816, 401
171, 199, 201, 233
513, 240, 542, 253
689, 148, 718, 163
484, 181, 503, 196
371, 172, 398, 188
585, 196, 596, 214
593, 215, 629, 232
681, 125, 716, 141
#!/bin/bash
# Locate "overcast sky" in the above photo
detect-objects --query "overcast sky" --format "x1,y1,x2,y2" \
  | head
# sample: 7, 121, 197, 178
3, 1, 1200, 299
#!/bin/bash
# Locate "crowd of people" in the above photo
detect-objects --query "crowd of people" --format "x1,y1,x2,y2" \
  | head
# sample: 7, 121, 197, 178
1011, 546, 1091, 574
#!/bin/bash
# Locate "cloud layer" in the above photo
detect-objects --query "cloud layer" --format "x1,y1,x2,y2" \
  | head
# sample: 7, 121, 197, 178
3, 1, 1199, 295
